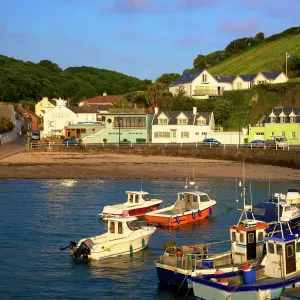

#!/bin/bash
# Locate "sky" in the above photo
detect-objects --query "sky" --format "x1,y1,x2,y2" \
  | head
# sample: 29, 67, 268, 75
0, 0, 299, 81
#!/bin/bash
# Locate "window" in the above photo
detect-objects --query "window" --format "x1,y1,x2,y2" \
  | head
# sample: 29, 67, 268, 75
178, 118, 188, 125
280, 116, 286, 123
282, 131, 285, 137
256, 132, 264, 136
268, 242, 275, 253
296, 242, 300, 253
197, 119, 206, 125
248, 233, 254, 243
202, 132, 207, 136
258, 232, 264, 241
195, 132, 199, 135
186, 194, 191, 203
231, 232, 236, 242
118, 222, 123, 234
181, 132, 189, 138
129, 195, 133, 203
240, 233, 244, 243
158, 118, 168, 125
271, 117, 276, 123
291, 132, 296, 139
114, 117, 146, 128
290, 116, 295, 123
135, 195, 139, 203
154, 132, 171, 138
110, 222, 115, 233
287, 245, 294, 257
49, 121, 54, 127
202, 74, 207, 83
200, 195, 210, 202
271, 131, 274, 137
193, 195, 198, 202
276, 244, 282, 255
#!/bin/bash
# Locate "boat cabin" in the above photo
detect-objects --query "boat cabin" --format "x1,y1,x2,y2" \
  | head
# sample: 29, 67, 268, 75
230, 219, 269, 264
106, 216, 142, 239
172, 191, 211, 214
125, 191, 152, 207
263, 229, 300, 278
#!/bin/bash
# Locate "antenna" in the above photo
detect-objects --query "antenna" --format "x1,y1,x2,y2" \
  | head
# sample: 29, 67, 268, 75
140, 178, 143, 191
189, 166, 195, 186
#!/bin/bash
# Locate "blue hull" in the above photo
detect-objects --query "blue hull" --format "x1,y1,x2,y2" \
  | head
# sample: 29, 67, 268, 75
156, 265, 191, 291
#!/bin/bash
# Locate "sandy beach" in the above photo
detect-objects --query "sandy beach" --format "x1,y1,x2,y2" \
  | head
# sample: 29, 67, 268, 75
0, 151, 300, 180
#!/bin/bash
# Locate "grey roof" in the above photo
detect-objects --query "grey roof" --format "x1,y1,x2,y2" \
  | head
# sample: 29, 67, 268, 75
264, 107, 300, 124
153, 111, 212, 125
240, 72, 282, 82
169, 70, 204, 86
49, 99, 57, 106
213, 75, 236, 83
69, 106, 98, 113
239, 74, 257, 81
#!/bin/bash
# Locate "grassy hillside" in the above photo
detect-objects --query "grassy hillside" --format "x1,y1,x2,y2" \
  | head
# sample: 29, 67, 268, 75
209, 35, 300, 75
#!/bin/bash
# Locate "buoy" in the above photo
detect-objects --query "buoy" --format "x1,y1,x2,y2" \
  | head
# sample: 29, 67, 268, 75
192, 212, 196, 220
198, 209, 202, 217
242, 263, 251, 271
176, 216, 180, 224
209, 207, 213, 215
214, 269, 228, 286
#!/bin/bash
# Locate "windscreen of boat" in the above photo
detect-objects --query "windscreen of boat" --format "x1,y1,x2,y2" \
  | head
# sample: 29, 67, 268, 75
142, 194, 151, 201
252, 207, 266, 216
200, 195, 210, 202
127, 221, 141, 231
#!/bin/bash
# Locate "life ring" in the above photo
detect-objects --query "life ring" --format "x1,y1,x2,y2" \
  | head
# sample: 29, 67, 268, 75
176, 216, 180, 224
192, 212, 196, 220
209, 208, 213, 215
198, 209, 202, 217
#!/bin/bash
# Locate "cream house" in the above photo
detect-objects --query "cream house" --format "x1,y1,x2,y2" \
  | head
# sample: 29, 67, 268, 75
169, 70, 288, 98
35, 97, 57, 118
151, 107, 215, 143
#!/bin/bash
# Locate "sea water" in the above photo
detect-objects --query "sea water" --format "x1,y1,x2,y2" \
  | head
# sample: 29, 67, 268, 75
0, 178, 298, 299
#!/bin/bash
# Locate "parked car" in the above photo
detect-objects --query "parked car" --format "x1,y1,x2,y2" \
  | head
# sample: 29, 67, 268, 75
246, 140, 265, 148
202, 138, 221, 147
63, 138, 81, 146
265, 136, 288, 149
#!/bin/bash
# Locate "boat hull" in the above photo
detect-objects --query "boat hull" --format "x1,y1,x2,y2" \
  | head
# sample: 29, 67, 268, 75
145, 205, 216, 227
192, 273, 300, 300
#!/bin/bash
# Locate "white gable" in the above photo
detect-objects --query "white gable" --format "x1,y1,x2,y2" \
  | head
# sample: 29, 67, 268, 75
279, 111, 286, 117
269, 111, 276, 117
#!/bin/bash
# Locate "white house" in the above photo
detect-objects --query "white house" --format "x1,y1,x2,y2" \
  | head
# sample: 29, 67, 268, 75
169, 70, 288, 98
151, 107, 216, 143
42, 100, 98, 137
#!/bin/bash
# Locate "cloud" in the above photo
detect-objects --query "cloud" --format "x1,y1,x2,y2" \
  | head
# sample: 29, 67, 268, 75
219, 18, 261, 36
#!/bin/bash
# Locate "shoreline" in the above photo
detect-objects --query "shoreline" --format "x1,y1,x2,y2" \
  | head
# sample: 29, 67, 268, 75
0, 151, 300, 181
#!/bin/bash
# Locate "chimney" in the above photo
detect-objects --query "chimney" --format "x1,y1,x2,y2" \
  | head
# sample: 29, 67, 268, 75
83, 100, 88, 106
193, 107, 197, 115
154, 103, 159, 115
103, 92, 107, 96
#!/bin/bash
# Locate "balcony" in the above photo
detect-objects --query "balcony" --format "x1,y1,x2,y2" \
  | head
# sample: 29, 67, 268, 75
193, 90, 223, 96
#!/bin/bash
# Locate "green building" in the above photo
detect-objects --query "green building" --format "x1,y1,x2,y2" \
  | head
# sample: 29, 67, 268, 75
248, 108, 300, 145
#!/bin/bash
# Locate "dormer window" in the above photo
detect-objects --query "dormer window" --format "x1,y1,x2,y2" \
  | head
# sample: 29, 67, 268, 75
280, 116, 286, 123
270, 117, 276, 123
202, 74, 207, 83
178, 118, 188, 125
290, 116, 296, 123
197, 117, 206, 125
158, 118, 168, 125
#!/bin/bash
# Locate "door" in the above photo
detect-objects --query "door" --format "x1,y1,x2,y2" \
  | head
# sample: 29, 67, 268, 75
246, 231, 256, 260
171, 131, 176, 143
285, 242, 296, 274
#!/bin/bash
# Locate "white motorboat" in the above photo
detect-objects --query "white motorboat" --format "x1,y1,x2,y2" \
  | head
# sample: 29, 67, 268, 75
68, 216, 156, 260
100, 190, 163, 218
285, 188, 300, 205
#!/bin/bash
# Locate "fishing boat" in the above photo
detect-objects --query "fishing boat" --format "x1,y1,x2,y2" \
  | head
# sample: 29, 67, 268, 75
145, 189, 216, 227
100, 190, 163, 218
191, 219, 300, 300
63, 216, 156, 260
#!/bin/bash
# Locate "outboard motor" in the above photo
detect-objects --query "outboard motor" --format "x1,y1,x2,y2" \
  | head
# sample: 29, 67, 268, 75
70, 239, 93, 259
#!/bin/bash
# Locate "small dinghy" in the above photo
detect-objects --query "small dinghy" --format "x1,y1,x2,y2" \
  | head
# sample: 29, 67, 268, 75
63, 216, 156, 260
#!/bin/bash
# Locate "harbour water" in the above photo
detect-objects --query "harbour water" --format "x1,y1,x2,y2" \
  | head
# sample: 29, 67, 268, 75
0, 178, 298, 299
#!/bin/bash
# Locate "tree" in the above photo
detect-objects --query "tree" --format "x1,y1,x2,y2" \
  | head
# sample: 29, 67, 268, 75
112, 98, 130, 108
213, 98, 233, 125
0, 117, 15, 133
38, 60, 62, 73
255, 32, 265, 41
193, 54, 207, 69
155, 73, 181, 86
146, 82, 167, 108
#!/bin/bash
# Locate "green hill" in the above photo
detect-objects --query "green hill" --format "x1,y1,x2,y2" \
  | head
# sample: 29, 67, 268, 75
208, 31, 300, 76
0, 55, 151, 104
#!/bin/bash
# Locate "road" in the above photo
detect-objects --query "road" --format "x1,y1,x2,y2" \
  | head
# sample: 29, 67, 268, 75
0, 136, 29, 159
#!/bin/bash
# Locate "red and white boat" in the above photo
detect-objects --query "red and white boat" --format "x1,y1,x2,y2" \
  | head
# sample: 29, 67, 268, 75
100, 191, 163, 219
145, 190, 217, 227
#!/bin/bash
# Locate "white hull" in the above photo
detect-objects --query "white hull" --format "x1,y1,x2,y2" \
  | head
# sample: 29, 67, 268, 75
193, 282, 295, 300
74, 226, 156, 260
285, 197, 300, 205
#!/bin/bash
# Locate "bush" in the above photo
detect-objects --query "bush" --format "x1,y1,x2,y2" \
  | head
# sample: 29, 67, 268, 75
0, 117, 15, 133
103, 138, 107, 143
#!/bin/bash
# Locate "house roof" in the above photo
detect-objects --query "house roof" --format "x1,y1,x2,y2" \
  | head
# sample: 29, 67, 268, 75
240, 72, 282, 82
87, 95, 123, 105
213, 75, 236, 83
49, 99, 57, 106
153, 111, 212, 125
22, 107, 40, 119
169, 70, 204, 86
69, 106, 98, 113
263, 107, 300, 124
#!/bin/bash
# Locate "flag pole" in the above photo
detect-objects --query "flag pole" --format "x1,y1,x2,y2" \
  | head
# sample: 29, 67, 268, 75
286, 51, 288, 77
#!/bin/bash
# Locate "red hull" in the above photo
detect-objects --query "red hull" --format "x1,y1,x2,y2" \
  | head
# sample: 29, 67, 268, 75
145, 205, 216, 227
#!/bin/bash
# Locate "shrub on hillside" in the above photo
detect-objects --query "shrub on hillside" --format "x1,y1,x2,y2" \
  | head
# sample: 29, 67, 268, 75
0, 117, 15, 133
